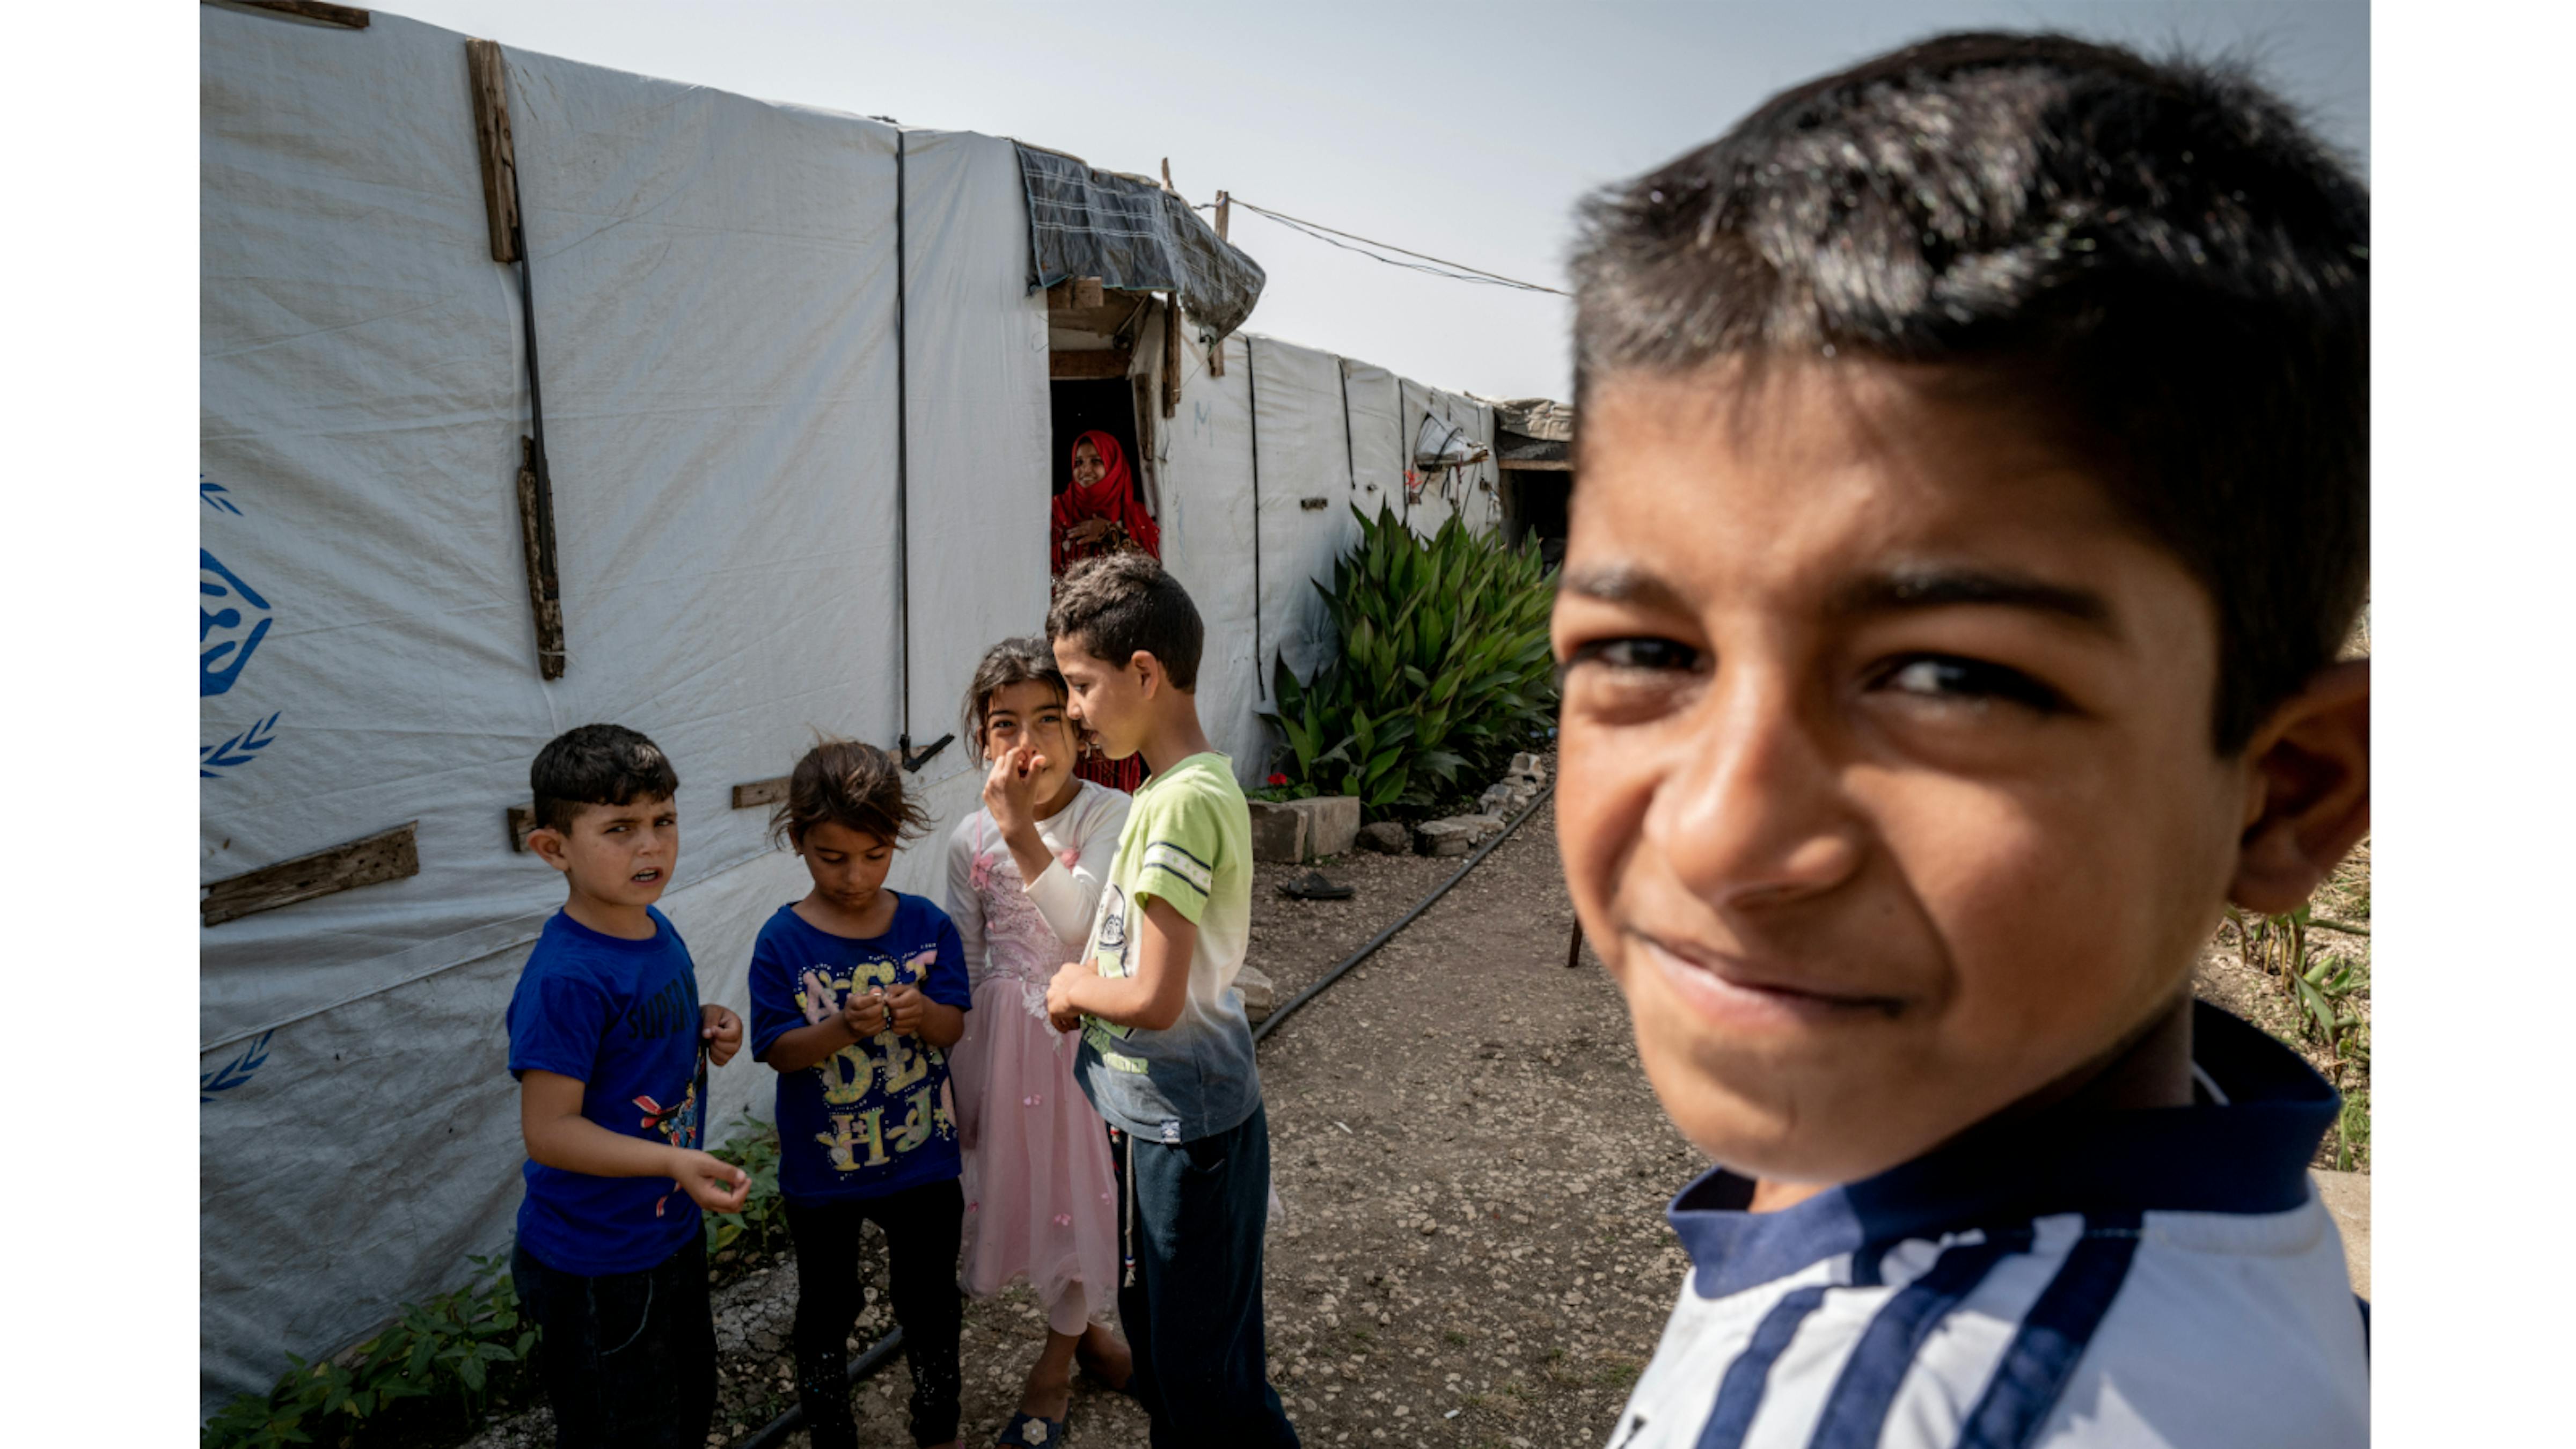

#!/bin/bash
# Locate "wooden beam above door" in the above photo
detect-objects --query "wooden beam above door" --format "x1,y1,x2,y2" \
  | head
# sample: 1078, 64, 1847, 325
1050, 347, 1133, 380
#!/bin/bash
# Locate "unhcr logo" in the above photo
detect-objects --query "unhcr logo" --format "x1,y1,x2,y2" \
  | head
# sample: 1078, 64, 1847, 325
201, 548, 273, 698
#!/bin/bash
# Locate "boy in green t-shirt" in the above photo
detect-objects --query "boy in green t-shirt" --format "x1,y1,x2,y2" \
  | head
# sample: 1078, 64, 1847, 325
1044, 553, 1298, 1447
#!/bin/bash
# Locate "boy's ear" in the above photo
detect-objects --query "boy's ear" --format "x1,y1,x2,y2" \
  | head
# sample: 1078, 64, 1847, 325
526, 824, 575, 876
1131, 650, 1164, 698
2228, 659, 2369, 915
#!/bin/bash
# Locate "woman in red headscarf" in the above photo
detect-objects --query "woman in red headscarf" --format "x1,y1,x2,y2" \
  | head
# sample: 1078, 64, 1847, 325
1050, 430, 1159, 575
1051, 430, 1158, 792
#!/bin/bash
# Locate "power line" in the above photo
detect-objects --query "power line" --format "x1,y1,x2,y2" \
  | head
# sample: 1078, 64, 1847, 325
1206, 196, 1568, 297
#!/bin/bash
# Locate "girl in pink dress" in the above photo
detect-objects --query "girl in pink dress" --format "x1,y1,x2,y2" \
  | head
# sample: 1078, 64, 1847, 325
943, 638, 1134, 1441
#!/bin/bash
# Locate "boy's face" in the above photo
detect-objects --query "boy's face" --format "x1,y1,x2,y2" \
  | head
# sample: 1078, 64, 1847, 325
796, 820, 894, 915
1052, 634, 1152, 761
1555, 360, 2250, 1187
535, 794, 678, 908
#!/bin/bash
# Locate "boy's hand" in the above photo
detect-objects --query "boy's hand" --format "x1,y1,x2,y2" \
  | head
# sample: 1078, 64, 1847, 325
882, 982, 930, 1037
984, 745, 1050, 839
700, 1005, 744, 1067
1045, 961, 1089, 1033
799, 970, 841, 1027
842, 986, 897, 1039
671, 1149, 751, 1214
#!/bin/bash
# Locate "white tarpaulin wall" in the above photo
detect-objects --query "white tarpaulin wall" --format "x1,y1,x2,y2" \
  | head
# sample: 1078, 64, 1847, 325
200, 9, 1044, 1411
201, 5, 1498, 1415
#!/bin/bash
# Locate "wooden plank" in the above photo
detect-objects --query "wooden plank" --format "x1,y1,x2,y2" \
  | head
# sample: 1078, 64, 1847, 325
515, 437, 567, 679
507, 805, 537, 853
464, 38, 520, 264
1498, 458, 1575, 472
203, 822, 420, 927
1206, 192, 1229, 379
1046, 277, 1108, 312
1050, 347, 1132, 380
733, 776, 792, 810
222, 0, 373, 26
1161, 293, 1183, 419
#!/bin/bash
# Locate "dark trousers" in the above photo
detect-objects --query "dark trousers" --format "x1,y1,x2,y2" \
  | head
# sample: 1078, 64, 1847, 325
511, 1234, 714, 1449
1113, 1103, 1300, 1449
784, 1178, 964, 1448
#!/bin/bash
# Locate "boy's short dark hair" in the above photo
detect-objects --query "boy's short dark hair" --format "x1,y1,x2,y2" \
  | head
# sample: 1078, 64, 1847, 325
1046, 552, 1205, 690
531, 723, 678, 833
1570, 31, 2368, 752
770, 738, 932, 850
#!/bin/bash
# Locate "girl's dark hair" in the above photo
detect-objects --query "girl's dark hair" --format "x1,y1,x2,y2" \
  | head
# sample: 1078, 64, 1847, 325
960, 636, 1069, 765
1570, 31, 2368, 753
770, 738, 931, 850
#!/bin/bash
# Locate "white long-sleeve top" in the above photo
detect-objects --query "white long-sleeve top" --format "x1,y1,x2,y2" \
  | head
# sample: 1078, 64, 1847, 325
943, 780, 1133, 992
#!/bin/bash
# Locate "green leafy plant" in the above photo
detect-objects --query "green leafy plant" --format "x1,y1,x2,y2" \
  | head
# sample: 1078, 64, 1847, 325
705, 1115, 789, 1263
1264, 505, 1556, 814
2228, 904, 2371, 1169
201, 1254, 533, 1448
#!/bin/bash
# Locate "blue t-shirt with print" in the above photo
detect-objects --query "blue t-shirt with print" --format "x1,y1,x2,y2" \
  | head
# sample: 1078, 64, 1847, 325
748, 894, 971, 1203
505, 907, 708, 1276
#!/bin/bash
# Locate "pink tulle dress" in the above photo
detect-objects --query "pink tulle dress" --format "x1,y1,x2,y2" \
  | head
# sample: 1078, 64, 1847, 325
943, 781, 1131, 1335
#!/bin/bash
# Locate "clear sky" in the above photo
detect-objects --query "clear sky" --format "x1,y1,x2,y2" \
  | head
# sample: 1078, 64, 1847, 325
381, 1, 2367, 403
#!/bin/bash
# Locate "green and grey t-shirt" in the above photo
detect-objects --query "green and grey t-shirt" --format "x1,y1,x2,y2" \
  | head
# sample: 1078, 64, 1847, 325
1072, 751, 1262, 1143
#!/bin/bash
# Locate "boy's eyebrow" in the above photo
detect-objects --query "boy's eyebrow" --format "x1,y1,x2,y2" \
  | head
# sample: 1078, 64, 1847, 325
1831, 567, 2119, 635
1558, 563, 1692, 613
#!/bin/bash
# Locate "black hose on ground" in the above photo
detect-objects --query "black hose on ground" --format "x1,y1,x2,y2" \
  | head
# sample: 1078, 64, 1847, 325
729, 780, 1555, 1448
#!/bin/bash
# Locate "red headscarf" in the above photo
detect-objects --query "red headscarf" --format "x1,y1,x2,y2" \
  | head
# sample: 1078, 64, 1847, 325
1050, 429, 1159, 572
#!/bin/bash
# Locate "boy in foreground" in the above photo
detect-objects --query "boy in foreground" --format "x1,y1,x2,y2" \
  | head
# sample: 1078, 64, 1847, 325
506, 724, 751, 1449
1555, 34, 2370, 1448
1044, 554, 1299, 1447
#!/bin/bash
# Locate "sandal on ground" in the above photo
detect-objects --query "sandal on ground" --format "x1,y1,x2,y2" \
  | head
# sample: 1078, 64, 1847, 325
1277, 869, 1354, 901
997, 1410, 1067, 1446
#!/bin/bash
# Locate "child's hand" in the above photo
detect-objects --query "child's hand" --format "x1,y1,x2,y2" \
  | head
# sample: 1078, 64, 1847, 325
984, 745, 1049, 839
1045, 961, 1088, 1033
842, 986, 897, 1040
700, 1005, 744, 1067
671, 1149, 752, 1213
882, 981, 929, 1037
799, 970, 840, 1027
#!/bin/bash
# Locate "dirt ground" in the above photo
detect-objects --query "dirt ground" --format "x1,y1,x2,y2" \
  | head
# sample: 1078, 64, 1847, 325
457, 774, 2370, 1449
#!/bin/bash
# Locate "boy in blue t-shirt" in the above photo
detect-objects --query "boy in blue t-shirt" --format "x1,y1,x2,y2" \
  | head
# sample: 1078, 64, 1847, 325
505, 723, 750, 1449
749, 740, 971, 1449
1556, 34, 2370, 1449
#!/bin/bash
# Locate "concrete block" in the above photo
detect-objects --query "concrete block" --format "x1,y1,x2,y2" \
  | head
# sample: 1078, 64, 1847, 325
1509, 752, 1547, 782
1236, 965, 1277, 1022
1356, 821, 1410, 854
1416, 818, 1477, 857
1247, 801, 1307, 863
1289, 795, 1360, 858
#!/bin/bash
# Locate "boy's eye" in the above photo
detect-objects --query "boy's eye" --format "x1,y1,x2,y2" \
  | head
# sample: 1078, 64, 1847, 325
1562, 637, 1703, 675
1875, 654, 2066, 713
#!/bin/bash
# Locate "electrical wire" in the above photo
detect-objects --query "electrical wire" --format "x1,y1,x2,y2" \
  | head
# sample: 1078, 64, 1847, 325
1208, 197, 1568, 297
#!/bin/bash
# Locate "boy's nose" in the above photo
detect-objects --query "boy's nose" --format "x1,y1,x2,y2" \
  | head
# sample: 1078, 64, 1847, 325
1649, 674, 1863, 912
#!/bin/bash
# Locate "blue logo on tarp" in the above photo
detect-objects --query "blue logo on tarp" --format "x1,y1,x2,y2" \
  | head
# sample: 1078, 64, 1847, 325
201, 550, 273, 698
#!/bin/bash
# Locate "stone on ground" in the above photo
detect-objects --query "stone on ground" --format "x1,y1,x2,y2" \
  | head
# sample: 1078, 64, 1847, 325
1356, 821, 1410, 854
1237, 965, 1277, 1021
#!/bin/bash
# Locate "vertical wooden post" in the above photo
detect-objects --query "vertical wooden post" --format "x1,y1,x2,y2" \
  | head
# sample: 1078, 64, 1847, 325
464, 39, 519, 264
1161, 292, 1183, 420
1205, 191, 1230, 378
516, 436, 566, 678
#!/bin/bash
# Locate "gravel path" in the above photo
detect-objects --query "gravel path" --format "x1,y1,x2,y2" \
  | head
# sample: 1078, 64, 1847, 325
464, 787, 1706, 1448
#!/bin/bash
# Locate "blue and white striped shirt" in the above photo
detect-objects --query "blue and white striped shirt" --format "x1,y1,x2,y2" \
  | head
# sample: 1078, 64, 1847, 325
1610, 1005, 2368, 1448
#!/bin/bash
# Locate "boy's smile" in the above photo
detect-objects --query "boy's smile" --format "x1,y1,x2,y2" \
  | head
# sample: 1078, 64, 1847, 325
1556, 360, 2253, 1187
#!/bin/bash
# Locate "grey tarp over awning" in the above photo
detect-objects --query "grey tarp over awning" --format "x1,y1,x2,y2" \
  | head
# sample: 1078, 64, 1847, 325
1015, 143, 1266, 341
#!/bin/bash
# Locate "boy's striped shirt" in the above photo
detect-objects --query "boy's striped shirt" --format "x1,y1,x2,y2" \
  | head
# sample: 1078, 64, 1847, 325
1611, 1005, 2368, 1449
